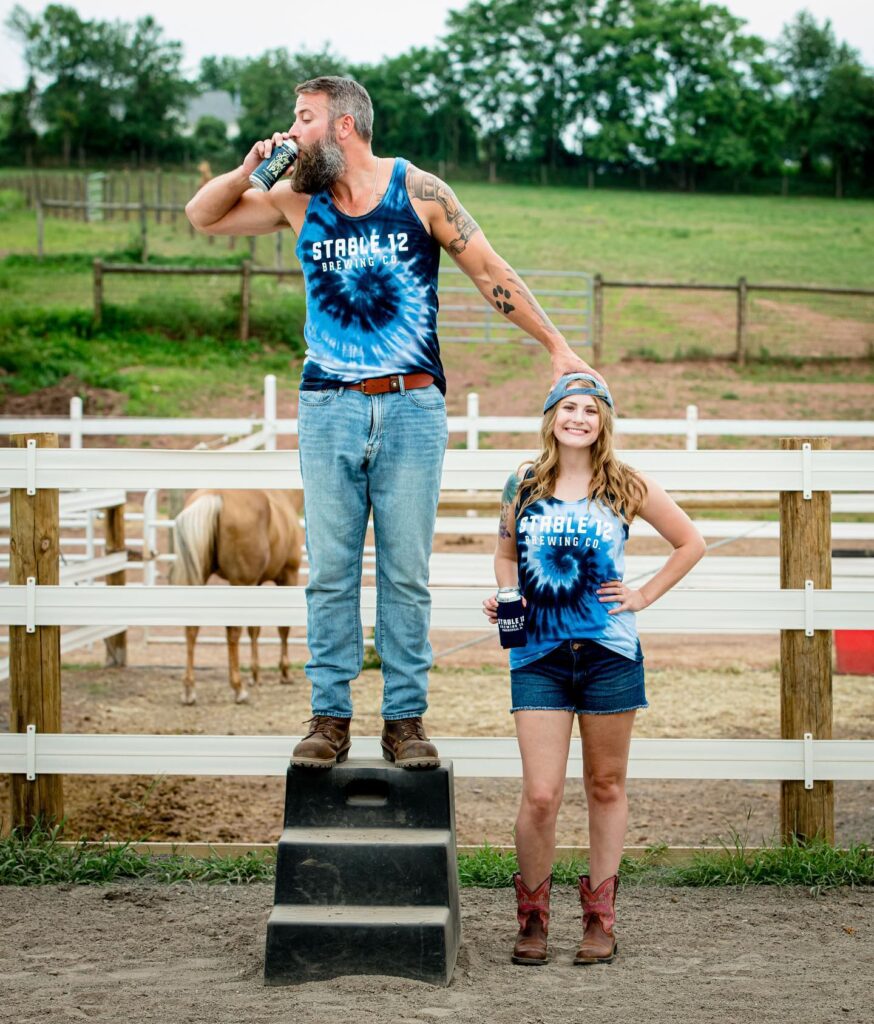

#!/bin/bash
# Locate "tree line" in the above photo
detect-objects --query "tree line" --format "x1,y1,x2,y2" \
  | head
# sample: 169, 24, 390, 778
2, 1, 872, 196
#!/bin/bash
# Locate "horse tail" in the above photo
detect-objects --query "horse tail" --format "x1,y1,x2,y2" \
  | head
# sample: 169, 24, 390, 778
171, 493, 223, 586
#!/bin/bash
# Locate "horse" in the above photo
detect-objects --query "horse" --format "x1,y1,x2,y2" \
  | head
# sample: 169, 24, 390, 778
170, 489, 303, 705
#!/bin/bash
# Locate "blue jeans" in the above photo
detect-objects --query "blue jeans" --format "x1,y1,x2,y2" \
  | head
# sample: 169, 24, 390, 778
297, 383, 448, 720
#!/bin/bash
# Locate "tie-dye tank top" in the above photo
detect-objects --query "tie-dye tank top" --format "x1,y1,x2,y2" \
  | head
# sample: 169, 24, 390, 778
295, 157, 445, 392
511, 486, 642, 670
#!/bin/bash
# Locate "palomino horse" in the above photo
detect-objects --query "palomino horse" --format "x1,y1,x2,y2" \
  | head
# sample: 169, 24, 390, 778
171, 489, 303, 704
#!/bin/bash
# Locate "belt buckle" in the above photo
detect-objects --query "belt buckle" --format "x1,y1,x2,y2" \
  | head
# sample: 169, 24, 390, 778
361, 375, 401, 395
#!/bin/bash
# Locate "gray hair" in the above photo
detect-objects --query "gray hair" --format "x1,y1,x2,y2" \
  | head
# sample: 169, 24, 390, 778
295, 76, 373, 143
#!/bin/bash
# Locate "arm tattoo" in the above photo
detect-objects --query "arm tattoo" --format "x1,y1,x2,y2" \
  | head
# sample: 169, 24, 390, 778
503, 266, 560, 336
406, 165, 481, 255
492, 283, 515, 315
499, 474, 519, 540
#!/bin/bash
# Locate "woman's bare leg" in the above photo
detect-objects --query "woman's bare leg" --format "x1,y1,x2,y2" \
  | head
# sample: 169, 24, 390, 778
578, 710, 636, 886
514, 710, 575, 886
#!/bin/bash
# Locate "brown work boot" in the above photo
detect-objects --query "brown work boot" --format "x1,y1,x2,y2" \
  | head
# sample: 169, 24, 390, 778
381, 717, 440, 769
511, 873, 551, 966
574, 874, 619, 964
290, 716, 352, 768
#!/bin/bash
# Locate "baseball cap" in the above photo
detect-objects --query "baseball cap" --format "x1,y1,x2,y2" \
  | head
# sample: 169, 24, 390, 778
543, 373, 614, 414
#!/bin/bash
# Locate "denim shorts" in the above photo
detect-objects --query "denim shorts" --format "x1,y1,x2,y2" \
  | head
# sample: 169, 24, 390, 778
510, 639, 647, 716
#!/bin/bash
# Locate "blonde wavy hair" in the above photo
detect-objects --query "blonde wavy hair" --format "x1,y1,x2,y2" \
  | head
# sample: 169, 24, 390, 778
516, 397, 647, 523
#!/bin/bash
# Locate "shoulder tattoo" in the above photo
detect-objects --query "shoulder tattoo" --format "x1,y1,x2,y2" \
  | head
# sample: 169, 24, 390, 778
498, 474, 519, 540
406, 164, 481, 255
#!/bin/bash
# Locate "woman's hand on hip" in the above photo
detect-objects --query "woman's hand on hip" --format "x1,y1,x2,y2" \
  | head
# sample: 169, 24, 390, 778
597, 579, 648, 614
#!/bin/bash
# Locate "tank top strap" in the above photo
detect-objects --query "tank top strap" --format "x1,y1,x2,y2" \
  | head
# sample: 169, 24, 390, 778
385, 156, 408, 200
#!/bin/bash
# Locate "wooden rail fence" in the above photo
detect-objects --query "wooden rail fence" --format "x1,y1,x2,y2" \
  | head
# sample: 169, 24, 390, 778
88, 258, 874, 358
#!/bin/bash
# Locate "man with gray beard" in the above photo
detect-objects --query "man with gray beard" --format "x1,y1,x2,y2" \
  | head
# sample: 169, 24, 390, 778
186, 76, 602, 769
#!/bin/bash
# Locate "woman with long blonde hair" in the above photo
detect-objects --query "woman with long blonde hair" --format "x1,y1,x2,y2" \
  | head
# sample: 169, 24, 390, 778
483, 373, 705, 967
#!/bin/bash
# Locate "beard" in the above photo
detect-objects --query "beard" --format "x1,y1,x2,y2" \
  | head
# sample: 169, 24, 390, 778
290, 128, 347, 194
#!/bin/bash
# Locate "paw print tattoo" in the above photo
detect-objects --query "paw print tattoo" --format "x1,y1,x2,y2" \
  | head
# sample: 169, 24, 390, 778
493, 285, 515, 315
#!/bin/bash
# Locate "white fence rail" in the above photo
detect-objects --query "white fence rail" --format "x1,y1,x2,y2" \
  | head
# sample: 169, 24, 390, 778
2, 446, 872, 493
432, 516, 874, 539
0, 732, 870, 783
2, 583, 873, 632
3, 376, 874, 452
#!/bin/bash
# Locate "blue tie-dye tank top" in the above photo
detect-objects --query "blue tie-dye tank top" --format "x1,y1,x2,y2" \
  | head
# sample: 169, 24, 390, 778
511, 487, 642, 670
295, 157, 445, 392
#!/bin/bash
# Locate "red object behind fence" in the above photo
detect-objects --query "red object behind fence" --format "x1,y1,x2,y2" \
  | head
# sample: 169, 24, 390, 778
834, 631, 874, 675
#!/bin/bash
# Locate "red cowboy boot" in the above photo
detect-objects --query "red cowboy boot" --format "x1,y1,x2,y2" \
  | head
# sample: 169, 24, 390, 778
511, 872, 551, 966
574, 873, 619, 964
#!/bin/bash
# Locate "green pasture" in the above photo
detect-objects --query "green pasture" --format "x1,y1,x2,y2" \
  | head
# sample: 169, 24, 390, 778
1, 179, 873, 411
464, 184, 874, 288
3, 177, 874, 283
0, 308, 303, 417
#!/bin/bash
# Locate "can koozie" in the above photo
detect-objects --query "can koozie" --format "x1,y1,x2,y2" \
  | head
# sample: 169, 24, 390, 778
497, 587, 527, 649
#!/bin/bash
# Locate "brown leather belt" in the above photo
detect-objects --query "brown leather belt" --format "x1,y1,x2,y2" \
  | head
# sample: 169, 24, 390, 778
340, 373, 434, 395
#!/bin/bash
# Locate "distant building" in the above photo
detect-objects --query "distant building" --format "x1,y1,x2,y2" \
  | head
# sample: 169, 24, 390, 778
183, 90, 241, 138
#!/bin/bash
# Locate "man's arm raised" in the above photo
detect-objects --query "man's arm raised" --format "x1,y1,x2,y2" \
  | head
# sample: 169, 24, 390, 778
186, 132, 300, 236
405, 164, 603, 384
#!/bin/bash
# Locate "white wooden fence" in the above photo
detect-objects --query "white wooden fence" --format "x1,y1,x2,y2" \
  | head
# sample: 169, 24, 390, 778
1, 444, 872, 785
2, 445, 871, 492
3, 374, 874, 452
1, 732, 869, 786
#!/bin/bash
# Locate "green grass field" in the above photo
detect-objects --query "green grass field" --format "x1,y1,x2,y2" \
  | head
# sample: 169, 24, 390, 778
464, 184, 874, 287
3, 178, 874, 283
1, 178, 873, 413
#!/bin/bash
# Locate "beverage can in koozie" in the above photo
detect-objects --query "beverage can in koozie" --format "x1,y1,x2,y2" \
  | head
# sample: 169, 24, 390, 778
497, 587, 527, 649
249, 139, 299, 192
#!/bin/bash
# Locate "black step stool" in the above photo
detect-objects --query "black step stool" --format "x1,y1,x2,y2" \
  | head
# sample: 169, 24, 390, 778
264, 759, 461, 986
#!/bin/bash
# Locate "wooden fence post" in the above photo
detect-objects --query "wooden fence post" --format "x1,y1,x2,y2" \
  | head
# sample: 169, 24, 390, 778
240, 259, 252, 340
188, 174, 196, 238
155, 168, 162, 225
735, 276, 748, 366
138, 173, 148, 262
93, 258, 104, 326
592, 272, 604, 367
103, 501, 127, 667
780, 436, 833, 844
36, 200, 44, 260
9, 433, 63, 832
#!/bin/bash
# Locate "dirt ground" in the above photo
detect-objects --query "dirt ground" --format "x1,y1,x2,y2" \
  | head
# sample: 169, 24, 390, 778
1, 881, 871, 1024
1, 630, 871, 848
5, 354, 874, 450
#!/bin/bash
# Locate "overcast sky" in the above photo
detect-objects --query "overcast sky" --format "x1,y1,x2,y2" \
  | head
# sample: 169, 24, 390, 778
1, 0, 871, 92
